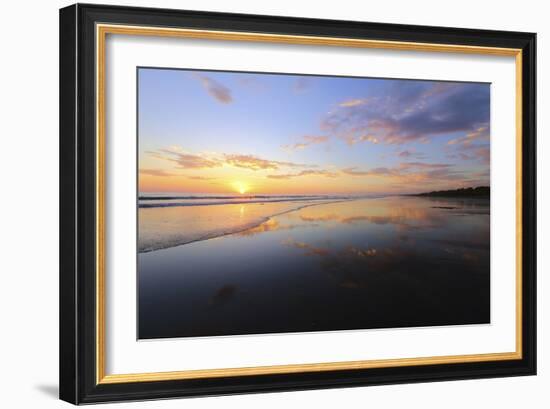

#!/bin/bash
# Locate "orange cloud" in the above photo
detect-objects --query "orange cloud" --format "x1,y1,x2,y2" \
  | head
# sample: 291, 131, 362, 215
445, 124, 490, 165
338, 133, 379, 146
151, 148, 222, 169
339, 98, 369, 108
187, 175, 217, 180
150, 148, 315, 172
139, 169, 178, 177
282, 135, 329, 151
224, 154, 312, 171
448, 125, 489, 146
267, 169, 338, 179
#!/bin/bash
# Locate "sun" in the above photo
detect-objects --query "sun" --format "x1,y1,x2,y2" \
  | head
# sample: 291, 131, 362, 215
232, 181, 250, 195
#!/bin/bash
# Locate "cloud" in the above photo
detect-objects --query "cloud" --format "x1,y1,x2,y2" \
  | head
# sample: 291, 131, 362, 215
321, 82, 490, 146
343, 134, 379, 146
224, 154, 278, 170
139, 169, 177, 177
447, 148, 490, 164
340, 167, 373, 176
150, 147, 313, 172
473, 147, 490, 164
358, 135, 379, 144
173, 153, 221, 169
396, 148, 426, 159
399, 162, 451, 170
151, 148, 222, 169
341, 162, 463, 186
447, 125, 490, 146
333, 133, 380, 146
267, 169, 338, 179
343, 162, 450, 176
224, 154, 313, 171
187, 175, 217, 180
192, 73, 233, 104
282, 135, 329, 152
445, 124, 490, 164
339, 98, 369, 108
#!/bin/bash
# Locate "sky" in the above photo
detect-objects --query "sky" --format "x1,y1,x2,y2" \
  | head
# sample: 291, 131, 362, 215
138, 68, 490, 196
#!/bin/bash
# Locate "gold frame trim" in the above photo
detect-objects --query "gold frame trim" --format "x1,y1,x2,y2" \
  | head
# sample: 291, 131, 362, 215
95, 23, 523, 385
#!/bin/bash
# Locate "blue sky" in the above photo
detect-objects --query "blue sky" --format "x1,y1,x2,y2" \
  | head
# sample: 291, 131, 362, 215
138, 68, 490, 195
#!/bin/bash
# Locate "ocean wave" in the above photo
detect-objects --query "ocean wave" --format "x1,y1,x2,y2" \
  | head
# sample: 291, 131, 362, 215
138, 195, 350, 209
139, 194, 333, 200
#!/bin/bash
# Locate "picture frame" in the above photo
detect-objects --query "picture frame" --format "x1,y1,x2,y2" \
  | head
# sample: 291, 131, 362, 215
59, 3, 536, 404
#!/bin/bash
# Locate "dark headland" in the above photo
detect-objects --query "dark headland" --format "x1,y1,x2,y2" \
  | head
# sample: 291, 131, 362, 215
412, 186, 490, 198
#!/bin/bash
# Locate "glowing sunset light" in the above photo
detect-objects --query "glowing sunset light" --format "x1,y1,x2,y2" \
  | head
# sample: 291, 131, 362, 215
232, 181, 250, 195
138, 68, 490, 195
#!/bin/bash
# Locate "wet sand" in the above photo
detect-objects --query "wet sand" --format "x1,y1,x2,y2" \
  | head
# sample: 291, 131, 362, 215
138, 196, 490, 339
138, 199, 343, 252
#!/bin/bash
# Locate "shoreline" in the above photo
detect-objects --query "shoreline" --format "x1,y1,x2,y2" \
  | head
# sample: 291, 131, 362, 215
139, 198, 354, 253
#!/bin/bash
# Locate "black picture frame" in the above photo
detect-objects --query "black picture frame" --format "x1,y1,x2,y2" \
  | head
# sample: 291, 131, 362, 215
60, 3, 536, 404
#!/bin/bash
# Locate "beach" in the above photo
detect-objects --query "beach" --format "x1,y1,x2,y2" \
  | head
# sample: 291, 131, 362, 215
138, 195, 347, 253
138, 195, 490, 339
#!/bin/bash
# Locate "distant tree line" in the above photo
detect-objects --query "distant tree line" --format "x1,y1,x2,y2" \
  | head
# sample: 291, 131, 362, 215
414, 186, 490, 197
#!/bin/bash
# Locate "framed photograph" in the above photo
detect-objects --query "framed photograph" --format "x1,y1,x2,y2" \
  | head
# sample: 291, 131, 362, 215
59, 3, 536, 404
